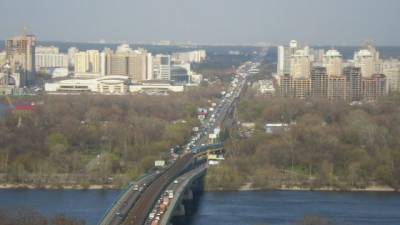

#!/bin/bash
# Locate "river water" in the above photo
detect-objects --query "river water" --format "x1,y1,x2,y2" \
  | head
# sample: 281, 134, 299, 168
0, 189, 399, 225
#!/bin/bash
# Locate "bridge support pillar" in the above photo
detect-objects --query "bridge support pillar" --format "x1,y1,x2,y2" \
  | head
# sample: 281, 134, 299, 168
173, 203, 186, 217
183, 189, 193, 201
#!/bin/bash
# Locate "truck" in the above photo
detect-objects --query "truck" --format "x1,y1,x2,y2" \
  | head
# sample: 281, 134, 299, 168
155, 160, 166, 167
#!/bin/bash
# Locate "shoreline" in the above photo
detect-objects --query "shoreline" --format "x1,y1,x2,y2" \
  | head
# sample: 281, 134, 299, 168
1, 183, 397, 193
0, 184, 119, 190
207, 185, 398, 193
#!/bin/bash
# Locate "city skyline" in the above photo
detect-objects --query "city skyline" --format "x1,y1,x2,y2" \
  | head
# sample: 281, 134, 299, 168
1, 0, 400, 45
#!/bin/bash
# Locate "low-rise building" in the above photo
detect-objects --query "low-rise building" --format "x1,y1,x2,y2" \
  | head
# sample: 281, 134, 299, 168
44, 75, 130, 94
129, 80, 184, 94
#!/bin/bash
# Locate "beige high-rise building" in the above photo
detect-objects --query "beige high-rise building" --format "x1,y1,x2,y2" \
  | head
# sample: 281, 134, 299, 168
104, 46, 152, 81
108, 53, 128, 75
74, 52, 88, 73
5, 34, 36, 85
128, 50, 151, 81
382, 59, 400, 92
353, 44, 381, 78
323, 49, 343, 77
290, 49, 311, 78
87, 50, 100, 73
361, 74, 387, 101
74, 50, 100, 74
327, 76, 347, 101
292, 77, 311, 99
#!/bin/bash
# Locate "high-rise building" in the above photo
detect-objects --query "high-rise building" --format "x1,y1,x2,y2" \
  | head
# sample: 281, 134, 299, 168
5, 34, 36, 85
382, 59, 400, 92
278, 74, 293, 97
67, 47, 79, 67
290, 49, 311, 78
277, 46, 292, 75
311, 67, 328, 98
353, 44, 381, 78
153, 55, 171, 80
36, 46, 59, 54
35, 46, 68, 71
327, 76, 347, 101
323, 49, 343, 77
361, 74, 387, 101
172, 50, 206, 63
277, 40, 299, 76
87, 50, 100, 73
108, 53, 128, 75
128, 51, 148, 81
292, 77, 311, 99
344, 66, 362, 101
74, 50, 100, 74
74, 52, 87, 74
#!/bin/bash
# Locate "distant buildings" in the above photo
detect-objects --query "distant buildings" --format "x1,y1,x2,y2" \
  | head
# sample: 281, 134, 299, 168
172, 50, 206, 63
382, 59, 400, 92
153, 54, 171, 81
275, 40, 391, 102
4, 33, 36, 86
35, 46, 68, 71
44, 76, 184, 95
44, 75, 130, 94
253, 80, 275, 95
323, 49, 343, 77
40, 44, 206, 95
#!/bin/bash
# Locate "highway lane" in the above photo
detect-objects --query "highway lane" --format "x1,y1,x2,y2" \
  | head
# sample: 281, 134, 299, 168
105, 60, 255, 225
122, 153, 194, 225
99, 169, 168, 225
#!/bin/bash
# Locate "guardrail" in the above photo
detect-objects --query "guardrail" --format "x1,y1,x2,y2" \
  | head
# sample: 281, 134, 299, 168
98, 172, 155, 225
159, 165, 208, 225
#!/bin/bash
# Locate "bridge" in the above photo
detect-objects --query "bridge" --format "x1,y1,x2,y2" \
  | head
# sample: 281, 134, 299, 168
98, 61, 256, 225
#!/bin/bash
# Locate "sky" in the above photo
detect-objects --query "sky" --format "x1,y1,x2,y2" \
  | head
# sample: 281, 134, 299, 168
0, 0, 399, 45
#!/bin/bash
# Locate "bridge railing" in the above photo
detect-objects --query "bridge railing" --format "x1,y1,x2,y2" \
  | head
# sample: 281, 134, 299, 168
97, 172, 153, 225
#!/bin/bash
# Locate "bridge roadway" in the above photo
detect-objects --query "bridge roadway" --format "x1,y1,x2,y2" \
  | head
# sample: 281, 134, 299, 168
100, 60, 255, 225
122, 153, 195, 225
158, 165, 208, 225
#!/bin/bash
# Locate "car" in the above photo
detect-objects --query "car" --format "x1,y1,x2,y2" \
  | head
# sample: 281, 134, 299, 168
174, 179, 179, 184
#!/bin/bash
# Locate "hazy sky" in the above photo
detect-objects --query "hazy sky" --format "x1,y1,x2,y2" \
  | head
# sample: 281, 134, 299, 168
1, 0, 399, 45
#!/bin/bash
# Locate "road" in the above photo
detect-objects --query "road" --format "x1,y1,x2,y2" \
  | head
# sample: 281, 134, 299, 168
122, 153, 194, 225
100, 59, 259, 225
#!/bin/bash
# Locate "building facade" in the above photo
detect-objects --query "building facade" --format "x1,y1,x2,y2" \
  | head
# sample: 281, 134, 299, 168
311, 66, 328, 98
344, 66, 362, 101
5, 34, 36, 85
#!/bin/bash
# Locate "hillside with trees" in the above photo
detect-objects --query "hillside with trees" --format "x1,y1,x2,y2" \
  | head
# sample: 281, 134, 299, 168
0, 85, 223, 188
206, 90, 400, 191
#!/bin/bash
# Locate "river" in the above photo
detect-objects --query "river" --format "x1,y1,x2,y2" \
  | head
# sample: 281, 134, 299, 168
0, 189, 399, 225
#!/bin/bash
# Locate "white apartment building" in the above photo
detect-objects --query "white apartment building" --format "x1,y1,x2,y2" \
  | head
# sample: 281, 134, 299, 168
290, 49, 311, 78
323, 49, 343, 77
68, 47, 79, 67
153, 54, 171, 80
353, 44, 381, 78
382, 59, 400, 92
36, 46, 59, 54
74, 50, 101, 74
172, 50, 206, 63
36, 53, 68, 71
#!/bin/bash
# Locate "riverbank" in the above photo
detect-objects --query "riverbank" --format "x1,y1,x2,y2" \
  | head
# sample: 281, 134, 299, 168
1, 183, 398, 192
207, 183, 398, 193
0, 184, 119, 190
